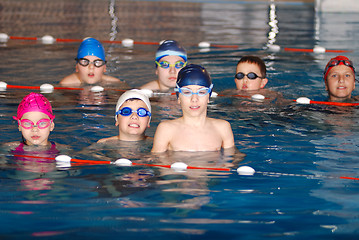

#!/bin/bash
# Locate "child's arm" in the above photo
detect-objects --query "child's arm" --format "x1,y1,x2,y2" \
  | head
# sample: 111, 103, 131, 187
219, 120, 235, 149
151, 121, 172, 152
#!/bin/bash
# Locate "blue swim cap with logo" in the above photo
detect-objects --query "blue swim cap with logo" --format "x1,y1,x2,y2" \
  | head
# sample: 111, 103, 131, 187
77, 38, 106, 61
155, 40, 187, 62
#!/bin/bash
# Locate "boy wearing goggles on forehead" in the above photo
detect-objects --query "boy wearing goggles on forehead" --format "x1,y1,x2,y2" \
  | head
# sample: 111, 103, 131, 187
97, 89, 151, 142
234, 56, 268, 91
140, 40, 187, 91
60, 38, 123, 87
323, 56, 357, 102
151, 64, 235, 152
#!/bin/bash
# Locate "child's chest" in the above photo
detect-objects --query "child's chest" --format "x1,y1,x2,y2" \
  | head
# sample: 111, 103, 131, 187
170, 125, 222, 151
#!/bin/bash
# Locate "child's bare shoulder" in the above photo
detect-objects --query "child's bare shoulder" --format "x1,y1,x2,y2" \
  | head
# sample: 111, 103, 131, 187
208, 118, 232, 134
102, 75, 122, 83
140, 80, 159, 90
3, 141, 20, 148
97, 136, 118, 143
208, 117, 230, 126
60, 73, 81, 86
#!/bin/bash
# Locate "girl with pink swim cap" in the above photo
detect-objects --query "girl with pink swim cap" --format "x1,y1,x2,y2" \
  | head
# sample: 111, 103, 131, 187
11, 92, 55, 147
2, 93, 60, 191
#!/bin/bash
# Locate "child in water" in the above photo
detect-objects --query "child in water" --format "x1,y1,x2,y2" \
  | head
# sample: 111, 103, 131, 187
5, 92, 58, 152
151, 64, 235, 152
140, 40, 187, 91
60, 37, 122, 87
323, 55, 356, 102
97, 89, 151, 142
234, 56, 268, 91
223, 55, 283, 103
2, 93, 63, 191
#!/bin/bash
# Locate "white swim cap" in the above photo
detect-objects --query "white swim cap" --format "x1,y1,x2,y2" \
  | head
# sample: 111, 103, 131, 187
115, 89, 151, 120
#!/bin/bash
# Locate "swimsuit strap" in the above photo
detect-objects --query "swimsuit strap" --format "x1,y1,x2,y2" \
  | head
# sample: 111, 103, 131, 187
12, 141, 59, 156
50, 141, 56, 149
14, 142, 25, 153
48, 141, 60, 155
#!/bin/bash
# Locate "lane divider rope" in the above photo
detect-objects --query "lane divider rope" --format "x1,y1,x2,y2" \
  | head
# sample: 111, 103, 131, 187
11, 154, 359, 181
0, 33, 351, 53
0, 82, 125, 93
2, 82, 358, 107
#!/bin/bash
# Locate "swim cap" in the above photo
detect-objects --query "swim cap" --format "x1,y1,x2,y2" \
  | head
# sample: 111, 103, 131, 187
155, 40, 187, 62
77, 37, 106, 61
115, 89, 151, 120
176, 64, 212, 88
14, 92, 55, 120
323, 55, 355, 81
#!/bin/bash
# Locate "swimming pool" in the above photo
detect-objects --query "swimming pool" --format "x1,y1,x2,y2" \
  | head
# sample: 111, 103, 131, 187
1, 0, 359, 239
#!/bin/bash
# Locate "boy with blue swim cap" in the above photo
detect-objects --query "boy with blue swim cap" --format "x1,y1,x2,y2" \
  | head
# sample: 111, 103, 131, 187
152, 64, 234, 152
140, 40, 187, 91
60, 37, 122, 87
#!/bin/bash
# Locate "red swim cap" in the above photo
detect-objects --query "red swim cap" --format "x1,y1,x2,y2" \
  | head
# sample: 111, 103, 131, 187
323, 55, 355, 81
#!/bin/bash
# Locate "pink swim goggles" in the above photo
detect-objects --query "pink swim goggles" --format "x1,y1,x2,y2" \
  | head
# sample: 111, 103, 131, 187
18, 119, 52, 129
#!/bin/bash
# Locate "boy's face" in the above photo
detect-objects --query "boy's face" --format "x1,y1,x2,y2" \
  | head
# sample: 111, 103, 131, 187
76, 55, 106, 85
235, 62, 268, 91
325, 65, 355, 101
178, 85, 209, 117
19, 111, 54, 146
156, 55, 186, 90
116, 100, 150, 140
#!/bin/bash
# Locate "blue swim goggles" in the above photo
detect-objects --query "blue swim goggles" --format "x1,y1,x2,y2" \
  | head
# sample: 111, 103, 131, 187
174, 84, 213, 97
116, 107, 151, 117
155, 61, 187, 69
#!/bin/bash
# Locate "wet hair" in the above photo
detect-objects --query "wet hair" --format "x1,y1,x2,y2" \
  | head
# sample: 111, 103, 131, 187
237, 56, 266, 78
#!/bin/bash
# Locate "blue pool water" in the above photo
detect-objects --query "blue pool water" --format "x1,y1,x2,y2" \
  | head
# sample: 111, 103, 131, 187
1, 0, 359, 239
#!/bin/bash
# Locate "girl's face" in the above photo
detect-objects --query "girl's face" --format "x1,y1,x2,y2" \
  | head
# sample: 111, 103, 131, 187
326, 65, 356, 102
116, 100, 150, 141
156, 55, 186, 90
18, 111, 54, 146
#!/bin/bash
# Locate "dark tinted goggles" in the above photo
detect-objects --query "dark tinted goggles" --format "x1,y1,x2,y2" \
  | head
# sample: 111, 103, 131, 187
325, 59, 355, 73
235, 72, 263, 80
75, 58, 107, 67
